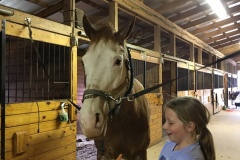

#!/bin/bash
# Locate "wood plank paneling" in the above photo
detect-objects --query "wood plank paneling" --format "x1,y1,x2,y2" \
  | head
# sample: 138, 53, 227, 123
145, 93, 163, 147
2, 102, 77, 159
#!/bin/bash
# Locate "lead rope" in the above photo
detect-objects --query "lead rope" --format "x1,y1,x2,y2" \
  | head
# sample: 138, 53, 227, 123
25, 18, 52, 80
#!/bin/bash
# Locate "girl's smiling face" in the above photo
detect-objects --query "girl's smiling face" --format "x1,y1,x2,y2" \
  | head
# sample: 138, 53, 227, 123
163, 107, 192, 145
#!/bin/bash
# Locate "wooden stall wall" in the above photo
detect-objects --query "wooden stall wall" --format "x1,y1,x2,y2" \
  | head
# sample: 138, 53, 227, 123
176, 62, 227, 115
146, 93, 162, 147
4, 101, 76, 160
132, 51, 163, 147
0, 7, 79, 159
212, 71, 225, 114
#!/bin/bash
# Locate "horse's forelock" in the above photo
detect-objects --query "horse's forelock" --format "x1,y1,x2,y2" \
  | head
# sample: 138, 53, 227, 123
90, 23, 122, 45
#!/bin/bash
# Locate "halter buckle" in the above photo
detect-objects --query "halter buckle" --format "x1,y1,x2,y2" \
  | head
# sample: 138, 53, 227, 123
115, 97, 125, 105
127, 95, 135, 101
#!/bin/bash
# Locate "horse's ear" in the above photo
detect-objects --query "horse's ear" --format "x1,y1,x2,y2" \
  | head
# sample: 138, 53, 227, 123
115, 16, 136, 42
83, 15, 96, 40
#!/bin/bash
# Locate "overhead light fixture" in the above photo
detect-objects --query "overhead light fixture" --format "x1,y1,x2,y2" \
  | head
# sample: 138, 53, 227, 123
206, 0, 228, 19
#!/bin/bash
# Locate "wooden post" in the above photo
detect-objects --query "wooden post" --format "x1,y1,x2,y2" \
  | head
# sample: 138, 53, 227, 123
109, 1, 118, 31
169, 33, 176, 57
154, 25, 162, 93
198, 47, 202, 64
63, 0, 77, 116
63, 0, 75, 27
171, 62, 177, 97
224, 74, 228, 107
189, 43, 195, 93
189, 43, 194, 62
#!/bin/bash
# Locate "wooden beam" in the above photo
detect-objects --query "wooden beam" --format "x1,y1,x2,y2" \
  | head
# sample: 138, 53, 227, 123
35, 1, 63, 17
35, 0, 81, 18
63, 0, 75, 27
110, 0, 224, 58
26, 0, 49, 7
190, 43, 194, 62
0, 5, 78, 37
171, 62, 177, 97
204, 30, 239, 44
155, 0, 192, 14
180, 1, 240, 30
210, 34, 240, 47
109, 1, 118, 31
154, 25, 162, 93
170, 33, 176, 57
5, 21, 70, 46
191, 14, 240, 35
214, 40, 240, 49
135, 36, 153, 46
181, 14, 218, 30
129, 27, 153, 40
63, 0, 78, 106
198, 47, 202, 64
169, 3, 210, 22
198, 23, 240, 39
218, 43, 240, 55
154, 25, 161, 53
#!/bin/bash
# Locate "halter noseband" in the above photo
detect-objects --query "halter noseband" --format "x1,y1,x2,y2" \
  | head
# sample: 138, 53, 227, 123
82, 48, 134, 121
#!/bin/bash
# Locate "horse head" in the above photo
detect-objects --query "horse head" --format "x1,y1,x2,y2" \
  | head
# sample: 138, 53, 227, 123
79, 15, 135, 139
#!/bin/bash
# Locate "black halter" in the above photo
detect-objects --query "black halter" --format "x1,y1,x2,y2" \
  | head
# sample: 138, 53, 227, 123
82, 48, 134, 121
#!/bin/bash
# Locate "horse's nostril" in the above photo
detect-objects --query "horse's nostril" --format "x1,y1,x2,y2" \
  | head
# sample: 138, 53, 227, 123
95, 113, 100, 126
95, 113, 102, 128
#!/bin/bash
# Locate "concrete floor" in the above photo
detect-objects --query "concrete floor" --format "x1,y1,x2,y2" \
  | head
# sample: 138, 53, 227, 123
147, 107, 240, 160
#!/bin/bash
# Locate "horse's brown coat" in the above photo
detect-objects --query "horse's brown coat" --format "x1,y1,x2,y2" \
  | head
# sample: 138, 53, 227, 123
80, 15, 150, 160
95, 79, 150, 159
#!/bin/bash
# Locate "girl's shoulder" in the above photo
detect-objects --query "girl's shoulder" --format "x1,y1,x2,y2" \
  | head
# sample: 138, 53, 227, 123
159, 141, 205, 160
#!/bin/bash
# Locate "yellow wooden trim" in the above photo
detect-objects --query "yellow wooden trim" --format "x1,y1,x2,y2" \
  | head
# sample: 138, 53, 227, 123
0, 4, 81, 36
6, 136, 76, 160
5, 121, 76, 140
6, 21, 70, 47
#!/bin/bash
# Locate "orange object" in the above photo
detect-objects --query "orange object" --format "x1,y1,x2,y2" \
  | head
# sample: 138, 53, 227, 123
116, 154, 122, 160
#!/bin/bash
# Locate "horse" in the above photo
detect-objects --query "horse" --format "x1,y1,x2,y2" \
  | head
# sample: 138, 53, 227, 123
79, 15, 150, 160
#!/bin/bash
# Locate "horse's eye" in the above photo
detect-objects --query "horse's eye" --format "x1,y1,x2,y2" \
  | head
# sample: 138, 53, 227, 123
115, 59, 122, 66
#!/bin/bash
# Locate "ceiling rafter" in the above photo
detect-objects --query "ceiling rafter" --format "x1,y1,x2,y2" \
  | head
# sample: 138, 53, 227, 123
179, 1, 240, 30
210, 34, 240, 47
181, 14, 218, 29
197, 23, 240, 39
205, 29, 239, 43
26, 0, 49, 7
191, 14, 240, 35
155, 0, 193, 14
169, 3, 210, 22
35, 0, 81, 17
215, 40, 240, 49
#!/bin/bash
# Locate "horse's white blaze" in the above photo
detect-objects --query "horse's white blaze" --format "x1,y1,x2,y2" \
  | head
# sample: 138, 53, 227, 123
79, 39, 128, 138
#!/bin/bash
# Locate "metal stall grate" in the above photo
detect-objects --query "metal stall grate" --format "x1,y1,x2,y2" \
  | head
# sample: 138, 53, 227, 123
132, 59, 159, 93
5, 35, 71, 103
146, 62, 160, 93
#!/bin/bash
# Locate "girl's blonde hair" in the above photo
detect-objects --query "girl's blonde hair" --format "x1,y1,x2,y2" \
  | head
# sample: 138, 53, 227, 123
165, 96, 216, 160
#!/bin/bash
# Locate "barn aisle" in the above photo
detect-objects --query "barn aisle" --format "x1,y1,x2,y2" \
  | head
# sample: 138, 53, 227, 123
147, 108, 240, 160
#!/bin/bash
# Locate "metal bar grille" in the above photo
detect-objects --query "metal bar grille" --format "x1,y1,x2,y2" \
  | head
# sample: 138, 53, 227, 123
132, 59, 159, 93
5, 35, 70, 103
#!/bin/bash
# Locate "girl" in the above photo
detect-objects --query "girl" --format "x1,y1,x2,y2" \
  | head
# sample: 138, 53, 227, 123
159, 96, 215, 160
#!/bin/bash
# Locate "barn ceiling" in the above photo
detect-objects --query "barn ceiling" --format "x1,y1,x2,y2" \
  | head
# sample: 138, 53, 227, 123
1, 0, 240, 63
